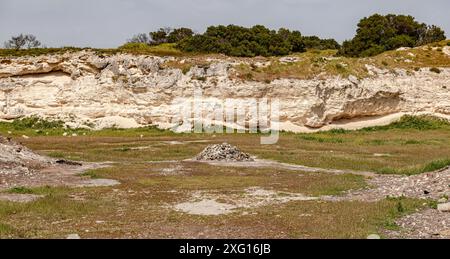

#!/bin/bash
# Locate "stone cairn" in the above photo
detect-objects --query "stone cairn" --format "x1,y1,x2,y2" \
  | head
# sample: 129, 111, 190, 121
195, 143, 254, 162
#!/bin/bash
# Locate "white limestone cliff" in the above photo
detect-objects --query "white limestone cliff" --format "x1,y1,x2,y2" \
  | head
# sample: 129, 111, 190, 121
0, 50, 449, 132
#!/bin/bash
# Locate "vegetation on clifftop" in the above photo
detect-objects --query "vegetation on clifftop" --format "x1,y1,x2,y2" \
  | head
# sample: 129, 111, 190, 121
338, 14, 446, 57
1, 13, 446, 59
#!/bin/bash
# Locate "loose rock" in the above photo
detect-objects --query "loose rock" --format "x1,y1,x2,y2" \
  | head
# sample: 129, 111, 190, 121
437, 202, 450, 212
195, 143, 253, 162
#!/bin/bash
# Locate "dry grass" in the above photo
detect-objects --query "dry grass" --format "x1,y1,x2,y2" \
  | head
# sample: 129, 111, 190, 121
6, 116, 450, 174
0, 160, 425, 238
1, 119, 443, 238
233, 40, 450, 82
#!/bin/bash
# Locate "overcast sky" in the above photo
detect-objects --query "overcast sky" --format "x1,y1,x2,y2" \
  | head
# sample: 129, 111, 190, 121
0, 0, 449, 48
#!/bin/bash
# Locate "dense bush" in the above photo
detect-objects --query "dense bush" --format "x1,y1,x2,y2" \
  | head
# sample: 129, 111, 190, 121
128, 25, 338, 57
167, 28, 194, 43
302, 36, 340, 50
129, 27, 194, 45
177, 25, 306, 57
338, 14, 446, 57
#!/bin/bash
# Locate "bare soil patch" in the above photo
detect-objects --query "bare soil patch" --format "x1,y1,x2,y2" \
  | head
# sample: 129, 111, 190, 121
172, 187, 318, 216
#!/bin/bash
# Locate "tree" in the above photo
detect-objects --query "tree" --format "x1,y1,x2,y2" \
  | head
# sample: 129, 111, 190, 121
302, 36, 340, 50
167, 28, 194, 43
128, 33, 150, 44
417, 25, 446, 45
150, 27, 172, 45
179, 25, 312, 57
4, 34, 41, 50
338, 14, 446, 57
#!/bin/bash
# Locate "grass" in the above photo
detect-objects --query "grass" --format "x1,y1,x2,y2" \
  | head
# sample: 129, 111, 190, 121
9, 116, 64, 131
233, 40, 450, 82
3, 115, 450, 174
123, 162, 368, 196
7, 187, 35, 194
117, 42, 184, 56
2, 40, 448, 81
0, 162, 426, 238
223, 197, 425, 238
0, 47, 84, 57
2, 115, 445, 238
0, 43, 184, 58
378, 159, 450, 175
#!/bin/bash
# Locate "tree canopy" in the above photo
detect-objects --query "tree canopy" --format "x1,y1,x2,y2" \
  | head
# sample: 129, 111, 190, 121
177, 25, 339, 57
4, 34, 42, 50
338, 14, 446, 57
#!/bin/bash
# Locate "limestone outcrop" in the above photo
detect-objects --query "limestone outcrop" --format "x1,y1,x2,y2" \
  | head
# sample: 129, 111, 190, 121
0, 50, 449, 132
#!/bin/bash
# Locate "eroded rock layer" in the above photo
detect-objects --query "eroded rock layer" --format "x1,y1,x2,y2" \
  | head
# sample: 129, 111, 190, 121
0, 50, 449, 131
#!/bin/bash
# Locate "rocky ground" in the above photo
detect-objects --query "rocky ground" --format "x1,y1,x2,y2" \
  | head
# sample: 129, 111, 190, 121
193, 143, 450, 239
383, 209, 450, 239
326, 168, 450, 202
326, 167, 450, 239
0, 135, 118, 201
1, 139, 448, 238
0, 135, 52, 176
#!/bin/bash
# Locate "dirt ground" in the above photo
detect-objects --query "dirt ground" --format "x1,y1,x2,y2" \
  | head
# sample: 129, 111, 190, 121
0, 134, 449, 239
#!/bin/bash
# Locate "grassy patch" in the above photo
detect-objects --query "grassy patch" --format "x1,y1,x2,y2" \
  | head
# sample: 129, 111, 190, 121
0, 47, 83, 57
117, 43, 183, 56
79, 170, 102, 179
9, 116, 64, 131
7, 187, 35, 194
0, 223, 17, 236
210, 197, 425, 238
233, 40, 450, 82
298, 134, 345, 143
378, 159, 450, 175
361, 115, 450, 131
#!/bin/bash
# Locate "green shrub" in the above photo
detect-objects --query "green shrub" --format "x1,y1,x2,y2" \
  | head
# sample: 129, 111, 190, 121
8, 187, 35, 194
362, 115, 450, 131
178, 25, 311, 57
11, 116, 64, 130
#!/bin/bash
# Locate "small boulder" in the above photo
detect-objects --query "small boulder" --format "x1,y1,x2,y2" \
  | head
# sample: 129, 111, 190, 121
437, 202, 450, 212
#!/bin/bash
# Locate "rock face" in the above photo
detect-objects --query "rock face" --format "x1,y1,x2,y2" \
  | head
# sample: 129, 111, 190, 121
196, 143, 253, 162
0, 50, 449, 131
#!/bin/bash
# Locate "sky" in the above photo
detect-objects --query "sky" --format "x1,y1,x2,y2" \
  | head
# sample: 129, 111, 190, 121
0, 0, 449, 48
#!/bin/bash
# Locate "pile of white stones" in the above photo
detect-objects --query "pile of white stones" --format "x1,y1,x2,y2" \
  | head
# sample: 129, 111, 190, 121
195, 143, 253, 162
